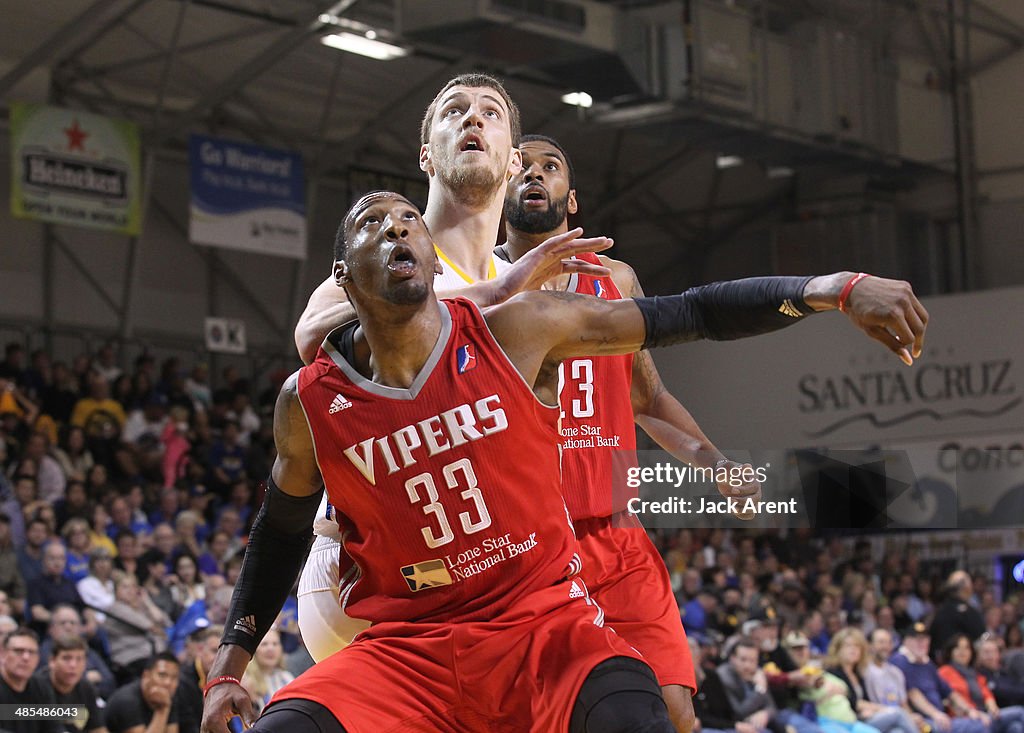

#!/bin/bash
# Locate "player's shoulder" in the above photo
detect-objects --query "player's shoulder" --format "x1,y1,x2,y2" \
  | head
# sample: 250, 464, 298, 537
596, 255, 640, 296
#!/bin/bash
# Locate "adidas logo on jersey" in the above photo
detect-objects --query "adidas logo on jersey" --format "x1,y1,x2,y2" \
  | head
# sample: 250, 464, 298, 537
569, 580, 586, 599
233, 615, 257, 636
329, 393, 353, 414
778, 299, 804, 318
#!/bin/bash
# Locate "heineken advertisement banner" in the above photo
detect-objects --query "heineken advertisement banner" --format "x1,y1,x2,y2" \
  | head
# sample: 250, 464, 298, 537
9, 103, 141, 234
189, 134, 306, 259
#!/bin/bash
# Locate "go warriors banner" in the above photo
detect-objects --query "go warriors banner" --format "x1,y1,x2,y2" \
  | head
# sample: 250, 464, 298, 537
9, 103, 141, 235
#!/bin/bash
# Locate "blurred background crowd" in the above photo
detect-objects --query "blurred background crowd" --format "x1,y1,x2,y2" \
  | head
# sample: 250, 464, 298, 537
0, 339, 1022, 733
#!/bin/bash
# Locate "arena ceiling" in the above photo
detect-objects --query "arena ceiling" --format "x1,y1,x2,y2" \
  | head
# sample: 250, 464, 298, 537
1, 0, 1022, 294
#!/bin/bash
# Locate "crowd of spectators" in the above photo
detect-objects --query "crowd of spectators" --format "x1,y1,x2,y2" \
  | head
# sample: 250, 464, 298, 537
2, 339, 1024, 733
655, 530, 1024, 733
0, 341, 302, 733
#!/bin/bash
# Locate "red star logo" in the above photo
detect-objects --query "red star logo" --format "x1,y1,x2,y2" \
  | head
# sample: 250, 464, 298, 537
64, 118, 89, 152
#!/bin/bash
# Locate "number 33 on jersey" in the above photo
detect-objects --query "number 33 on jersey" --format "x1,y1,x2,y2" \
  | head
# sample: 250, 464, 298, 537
297, 298, 582, 626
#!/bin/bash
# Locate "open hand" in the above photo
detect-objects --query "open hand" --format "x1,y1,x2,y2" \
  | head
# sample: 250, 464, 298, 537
493, 228, 613, 301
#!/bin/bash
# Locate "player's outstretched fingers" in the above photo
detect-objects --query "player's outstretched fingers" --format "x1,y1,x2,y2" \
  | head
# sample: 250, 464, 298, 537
867, 325, 913, 366
561, 259, 612, 279
562, 235, 613, 258
907, 296, 928, 358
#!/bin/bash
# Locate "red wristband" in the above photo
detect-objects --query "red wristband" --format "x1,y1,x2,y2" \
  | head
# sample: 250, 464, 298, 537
203, 675, 242, 698
838, 272, 870, 313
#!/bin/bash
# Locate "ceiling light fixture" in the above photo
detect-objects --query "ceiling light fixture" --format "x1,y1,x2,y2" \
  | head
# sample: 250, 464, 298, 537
320, 31, 409, 60
716, 155, 743, 169
561, 91, 593, 108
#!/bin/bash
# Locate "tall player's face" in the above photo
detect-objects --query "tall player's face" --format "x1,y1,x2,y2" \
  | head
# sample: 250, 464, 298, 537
504, 140, 577, 236
338, 194, 440, 306
420, 86, 521, 202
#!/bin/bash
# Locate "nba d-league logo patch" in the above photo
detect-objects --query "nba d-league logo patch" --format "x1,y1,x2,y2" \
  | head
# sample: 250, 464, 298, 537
593, 281, 604, 298
456, 344, 477, 373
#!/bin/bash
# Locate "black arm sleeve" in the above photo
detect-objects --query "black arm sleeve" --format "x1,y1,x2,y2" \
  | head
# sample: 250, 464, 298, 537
635, 275, 817, 349
221, 478, 321, 654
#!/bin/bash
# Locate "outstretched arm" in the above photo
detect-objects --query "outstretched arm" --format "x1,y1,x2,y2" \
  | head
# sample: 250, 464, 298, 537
293, 229, 614, 365
487, 272, 929, 402
201, 374, 322, 733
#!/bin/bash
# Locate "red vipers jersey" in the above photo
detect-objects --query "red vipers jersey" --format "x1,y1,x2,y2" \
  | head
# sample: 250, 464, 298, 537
557, 253, 638, 520
297, 298, 580, 627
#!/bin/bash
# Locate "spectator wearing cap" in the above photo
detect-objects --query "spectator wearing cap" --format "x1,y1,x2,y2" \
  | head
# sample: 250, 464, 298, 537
34, 634, 108, 733
27, 542, 84, 633
938, 634, 1024, 733
696, 636, 788, 733
76, 547, 116, 616
819, 628, 919, 733
976, 635, 1024, 708
39, 604, 116, 700
892, 622, 987, 733
932, 572, 987, 655
0, 509, 27, 616
746, 605, 827, 733
719, 587, 747, 638
777, 579, 807, 630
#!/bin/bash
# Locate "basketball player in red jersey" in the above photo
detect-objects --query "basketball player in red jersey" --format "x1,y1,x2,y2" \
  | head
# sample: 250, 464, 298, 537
292, 74, 615, 661
203, 191, 927, 733
498, 134, 739, 731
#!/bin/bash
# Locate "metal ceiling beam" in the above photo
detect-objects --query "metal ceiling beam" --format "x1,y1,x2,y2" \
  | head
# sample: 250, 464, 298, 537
49, 231, 123, 318
81, 26, 279, 80
966, 42, 1024, 76
327, 59, 468, 165
154, 0, 361, 144
0, 0, 144, 100
149, 196, 287, 340
591, 145, 708, 226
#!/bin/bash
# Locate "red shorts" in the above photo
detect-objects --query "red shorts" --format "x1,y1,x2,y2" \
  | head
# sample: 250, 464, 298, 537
269, 581, 643, 733
574, 512, 696, 692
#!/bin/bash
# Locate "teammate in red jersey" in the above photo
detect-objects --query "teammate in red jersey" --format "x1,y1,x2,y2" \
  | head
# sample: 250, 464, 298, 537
203, 190, 928, 733
499, 134, 749, 730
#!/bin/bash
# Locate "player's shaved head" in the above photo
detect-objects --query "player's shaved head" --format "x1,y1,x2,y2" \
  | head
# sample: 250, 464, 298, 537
335, 191, 416, 261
